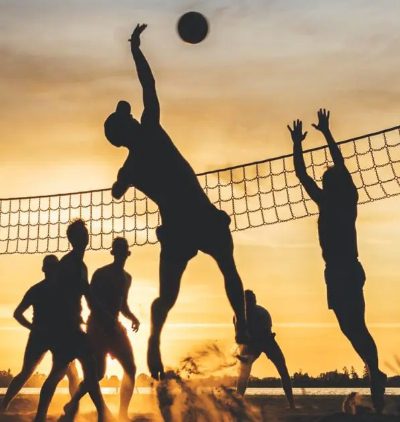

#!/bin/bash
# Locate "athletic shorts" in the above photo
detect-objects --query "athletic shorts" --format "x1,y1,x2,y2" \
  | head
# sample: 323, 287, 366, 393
156, 208, 233, 262
324, 260, 366, 310
25, 330, 52, 360
87, 320, 132, 360
49, 329, 92, 364
240, 333, 278, 361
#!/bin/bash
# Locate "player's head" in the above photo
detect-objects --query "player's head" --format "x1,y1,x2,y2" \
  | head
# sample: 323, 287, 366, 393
111, 237, 131, 262
322, 165, 350, 196
245, 290, 256, 308
67, 219, 89, 251
42, 254, 59, 278
104, 100, 141, 148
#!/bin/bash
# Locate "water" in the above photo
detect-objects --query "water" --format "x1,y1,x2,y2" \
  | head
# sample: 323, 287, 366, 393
0, 387, 399, 396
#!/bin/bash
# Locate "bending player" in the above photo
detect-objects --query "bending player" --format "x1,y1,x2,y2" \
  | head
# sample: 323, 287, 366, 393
61, 237, 139, 421
0, 256, 78, 412
33, 220, 109, 422
235, 290, 295, 409
288, 110, 387, 413
104, 24, 248, 379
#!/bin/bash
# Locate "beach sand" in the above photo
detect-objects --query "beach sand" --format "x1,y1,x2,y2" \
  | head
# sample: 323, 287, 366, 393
1, 393, 399, 421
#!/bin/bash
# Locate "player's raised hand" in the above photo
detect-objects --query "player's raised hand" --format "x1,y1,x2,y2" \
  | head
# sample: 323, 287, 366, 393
129, 24, 147, 52
312, 108, 330, 133
287, 119, 307, 144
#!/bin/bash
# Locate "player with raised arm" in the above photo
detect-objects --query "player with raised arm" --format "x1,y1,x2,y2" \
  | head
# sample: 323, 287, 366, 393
0, 256, 78, 412
60, 237, 139, 421
288, 110, 387, 413
104, 24, 248, 380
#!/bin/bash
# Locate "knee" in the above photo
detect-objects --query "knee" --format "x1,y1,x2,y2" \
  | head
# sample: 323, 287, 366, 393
124, 365, 136, 382
152, 296, 175, 313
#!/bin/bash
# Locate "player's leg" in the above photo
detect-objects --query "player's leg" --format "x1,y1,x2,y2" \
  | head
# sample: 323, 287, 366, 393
0, 334, 46, 411
148, 253, 188, 379
33, 358, 69, 422
265, 339, 295, 409
66, 361, 79, 396
206, 225, 247, 343
62, 351, 107, 421
236, 346, 256, 396
333, 295, 386, 412
112, 333, 136, 420
77, 349, 108, 422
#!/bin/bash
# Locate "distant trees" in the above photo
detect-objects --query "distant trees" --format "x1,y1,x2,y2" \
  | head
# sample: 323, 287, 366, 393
1, 367, 400, 389
0, 369, 13, 387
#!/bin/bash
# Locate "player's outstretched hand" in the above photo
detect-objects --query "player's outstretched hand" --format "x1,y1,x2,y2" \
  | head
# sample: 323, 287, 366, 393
130, 24, 147, 52
287, 119, 307, 144
131, 318, 140, 333
312, 108, 330, 133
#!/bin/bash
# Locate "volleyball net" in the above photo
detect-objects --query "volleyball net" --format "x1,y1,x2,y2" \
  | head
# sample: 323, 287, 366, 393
1, 124, 400, 254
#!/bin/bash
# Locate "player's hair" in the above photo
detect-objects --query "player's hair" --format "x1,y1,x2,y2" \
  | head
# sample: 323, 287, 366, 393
111, 237, 129, 256
42, 254, 59, 271
245, 289, 256, 305
66, 219, 87, 244
104, 100, 133, 146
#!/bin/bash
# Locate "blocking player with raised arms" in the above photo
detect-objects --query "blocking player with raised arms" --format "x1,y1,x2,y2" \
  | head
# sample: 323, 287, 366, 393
0, 256, 78, 412
288, 110, 387, 413
61, 237, 140, 421
104, 24, 248, 380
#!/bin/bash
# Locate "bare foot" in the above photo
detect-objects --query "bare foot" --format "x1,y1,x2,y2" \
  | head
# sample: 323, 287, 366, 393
147, 336, 165, 380
371, 371, 387, 414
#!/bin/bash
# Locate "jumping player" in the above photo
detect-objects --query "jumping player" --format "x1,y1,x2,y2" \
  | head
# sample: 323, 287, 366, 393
104, 24, 248, 380
288, 109, 387, 413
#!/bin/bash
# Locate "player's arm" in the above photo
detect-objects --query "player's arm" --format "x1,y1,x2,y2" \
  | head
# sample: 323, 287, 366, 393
13, 292, 34, 330
112, 166, 130, 200
129, 24, 160, 125
121, 276, 140, 332
288, 119, 322, 204
312, 108, 345, 169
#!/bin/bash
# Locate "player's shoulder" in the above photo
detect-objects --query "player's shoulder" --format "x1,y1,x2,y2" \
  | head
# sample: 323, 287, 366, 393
25, 279, 46, 297
92, 263, 112, 278
124, 270, 132, 284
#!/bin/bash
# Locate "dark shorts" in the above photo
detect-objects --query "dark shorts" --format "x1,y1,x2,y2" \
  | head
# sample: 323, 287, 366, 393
49, 329, 92, 364
87, 320, 132, 360
244, 333, 279, 361
156, 209, 233, 262
25, 331, 52, 361
324, 260, 366, 310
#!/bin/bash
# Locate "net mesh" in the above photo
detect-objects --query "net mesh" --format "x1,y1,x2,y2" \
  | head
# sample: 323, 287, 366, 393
1, 125, 400, 254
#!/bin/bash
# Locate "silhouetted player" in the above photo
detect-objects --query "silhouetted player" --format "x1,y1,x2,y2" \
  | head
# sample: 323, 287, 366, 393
33, 220, 108, 422
61, 237, 139, 421
288, 109, 387, 413
235, 290, 295, 409
0, 256, 78, 412
104, 24, 247, 379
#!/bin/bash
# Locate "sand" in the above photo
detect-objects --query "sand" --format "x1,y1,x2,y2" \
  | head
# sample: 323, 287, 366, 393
1, 393, 399, 421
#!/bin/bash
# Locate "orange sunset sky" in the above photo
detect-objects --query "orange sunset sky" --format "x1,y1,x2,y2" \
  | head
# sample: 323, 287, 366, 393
1, 0, 400, 380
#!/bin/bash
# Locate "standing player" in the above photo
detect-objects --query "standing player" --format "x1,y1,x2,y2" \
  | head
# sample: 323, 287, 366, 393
235, 290, 295, 409
288, 109, 387, 413
0, 255, 78, 412
104, 24, 248, 380
33, 220, 108, 422
61, 237, 140, 421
